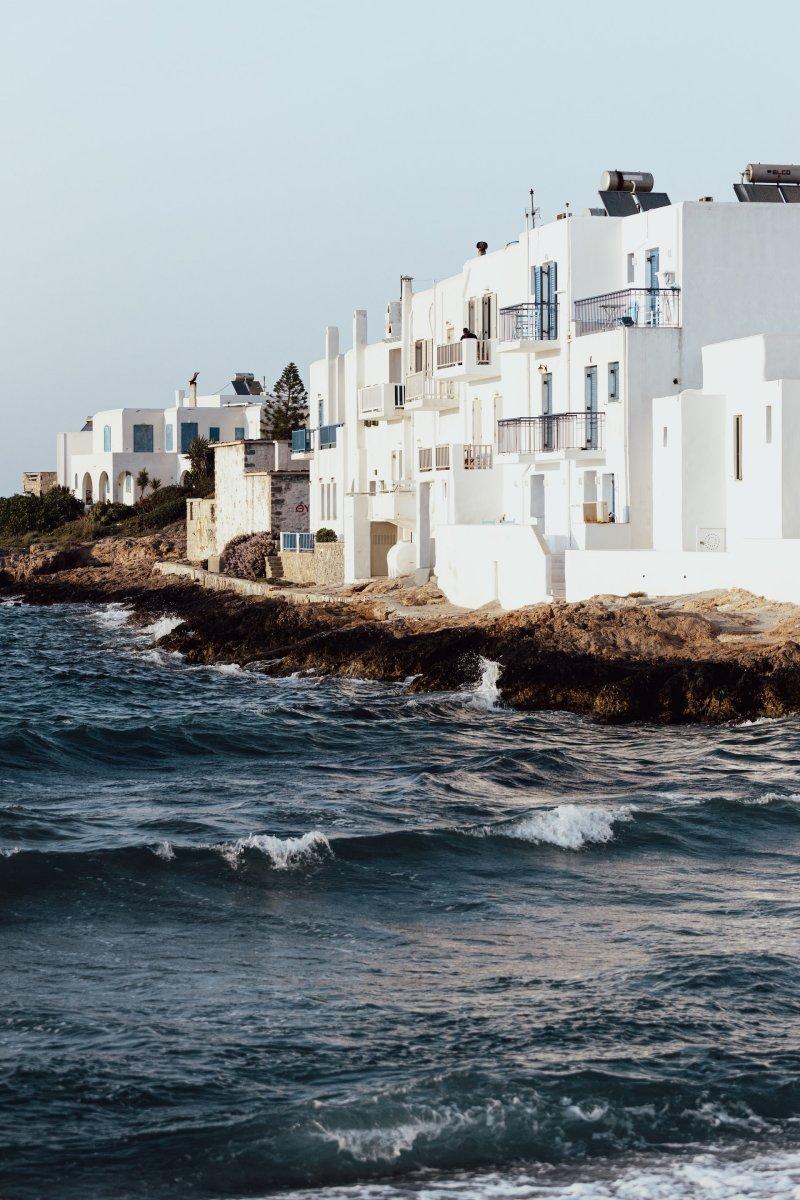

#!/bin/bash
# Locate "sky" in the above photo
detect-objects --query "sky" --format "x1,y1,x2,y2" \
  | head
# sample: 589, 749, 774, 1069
0, 0, 797, 494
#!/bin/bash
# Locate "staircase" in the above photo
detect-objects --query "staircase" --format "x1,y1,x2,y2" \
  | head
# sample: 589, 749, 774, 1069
548, 551, 566, 601
265, 555, 284, 581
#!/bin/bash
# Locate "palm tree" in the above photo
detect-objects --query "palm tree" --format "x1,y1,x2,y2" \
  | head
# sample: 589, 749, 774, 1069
150, 477, 162, 494
135, 468, 150, 501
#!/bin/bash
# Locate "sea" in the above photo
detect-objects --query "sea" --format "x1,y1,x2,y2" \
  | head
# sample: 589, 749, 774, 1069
1, 597, 799, 1199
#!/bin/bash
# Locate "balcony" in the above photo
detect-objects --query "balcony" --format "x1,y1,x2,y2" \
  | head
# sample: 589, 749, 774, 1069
404, 371, 458, 410
434, 337, 497, 381
497, 413, 605, 459
357, 383, 405, 421
498, 302, 559, 351
368, 480, 415, 524
463, 443, 493, 470
291, 427, 312, 454
574, 287, 681, 336
319, 423, 340, 449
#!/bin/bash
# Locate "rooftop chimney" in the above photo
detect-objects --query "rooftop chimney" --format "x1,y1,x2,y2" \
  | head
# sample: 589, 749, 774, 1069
188, 371, 198, 407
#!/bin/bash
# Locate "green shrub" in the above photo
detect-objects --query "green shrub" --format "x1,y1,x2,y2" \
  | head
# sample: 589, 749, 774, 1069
0, 487, 83, 540
315, 527, 337, 543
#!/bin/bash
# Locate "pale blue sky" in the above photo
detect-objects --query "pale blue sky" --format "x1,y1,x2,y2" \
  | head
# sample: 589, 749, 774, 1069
0, 0, 795, 493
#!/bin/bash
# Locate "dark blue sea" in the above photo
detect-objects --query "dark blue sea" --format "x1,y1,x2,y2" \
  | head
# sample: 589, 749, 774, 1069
2, 598, 800, 1199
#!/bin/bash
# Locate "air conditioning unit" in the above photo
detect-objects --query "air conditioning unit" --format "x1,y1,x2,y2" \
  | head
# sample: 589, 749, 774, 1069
696, 527, 726, 552
659, 269, 676, 287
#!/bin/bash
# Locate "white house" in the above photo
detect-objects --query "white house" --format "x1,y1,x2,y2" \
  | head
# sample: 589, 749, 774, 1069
57, 374, 266, 505
293, 165, 800, 607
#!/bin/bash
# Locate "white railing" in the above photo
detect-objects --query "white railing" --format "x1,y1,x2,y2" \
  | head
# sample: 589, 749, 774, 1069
358, 384, 383, 417
463, 444, 493, 470
405, 372, 457, 404
281, 531, 315, 552
435, 444, 451, 470
436, 342, 463, 368
418, 447, 433, 472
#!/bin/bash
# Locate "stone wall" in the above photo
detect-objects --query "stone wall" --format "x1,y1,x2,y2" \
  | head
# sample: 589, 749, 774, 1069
186, 498, 217, 562
279, 541, 344, 587
22, 471, 57, 497
211, 442, 310, 557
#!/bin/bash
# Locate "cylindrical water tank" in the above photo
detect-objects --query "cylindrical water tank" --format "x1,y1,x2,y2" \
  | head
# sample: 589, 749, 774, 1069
744, 163, 800, 185
600, 170, 654, 193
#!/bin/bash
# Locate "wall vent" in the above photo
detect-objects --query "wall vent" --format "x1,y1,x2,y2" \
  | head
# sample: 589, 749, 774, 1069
696, 527, 726, 553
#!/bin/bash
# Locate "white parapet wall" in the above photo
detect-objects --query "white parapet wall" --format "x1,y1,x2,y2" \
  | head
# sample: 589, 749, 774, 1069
565, 541, 800, 605
435, 523, 550, 609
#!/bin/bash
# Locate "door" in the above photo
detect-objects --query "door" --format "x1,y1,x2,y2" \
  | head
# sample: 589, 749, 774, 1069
584, 367, 598, 449
370, 522, 397, 577
646, 248, 660, 323
542, 371, 553, 450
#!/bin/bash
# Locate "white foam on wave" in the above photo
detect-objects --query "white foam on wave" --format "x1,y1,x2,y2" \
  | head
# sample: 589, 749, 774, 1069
737, 792, 800, 808
138, 615, 183, 643
0, 846, 20, 858
272, 1148, 800, 1198
496, 804, 634, 851
93, 603, 134, 630
469, 658, 502, 710
150, 841, 175, 861
218, 830, 331, 871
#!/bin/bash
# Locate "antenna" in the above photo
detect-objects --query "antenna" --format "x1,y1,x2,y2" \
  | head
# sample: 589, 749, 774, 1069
525, 188, 540, 230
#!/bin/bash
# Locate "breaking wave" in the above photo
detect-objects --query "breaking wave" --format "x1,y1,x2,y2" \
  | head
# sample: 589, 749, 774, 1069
493, 803, 633, 850
216, 830, 332, 870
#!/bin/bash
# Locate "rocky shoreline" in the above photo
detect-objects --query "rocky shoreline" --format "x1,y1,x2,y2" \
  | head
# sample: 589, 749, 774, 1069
4, 533, 800, 723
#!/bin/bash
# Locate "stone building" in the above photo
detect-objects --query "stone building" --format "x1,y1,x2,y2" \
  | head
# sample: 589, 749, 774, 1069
186, 439, 309, 564
22, 471, 57, 497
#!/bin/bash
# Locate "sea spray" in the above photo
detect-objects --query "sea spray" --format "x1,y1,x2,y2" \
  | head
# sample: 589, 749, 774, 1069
470, 657, 502, 710
217, 830, 332, 871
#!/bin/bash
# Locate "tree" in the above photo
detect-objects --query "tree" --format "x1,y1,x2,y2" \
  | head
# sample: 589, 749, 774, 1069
135, 468, 150, 501
150, 478, 162, 493
187, 436, 214, 483
262, 362, 308, 441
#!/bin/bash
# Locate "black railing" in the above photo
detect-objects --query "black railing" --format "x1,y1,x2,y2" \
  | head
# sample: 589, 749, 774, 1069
497, 413, 605, 455
499, 302, 558, 342
574, 287, 680, 335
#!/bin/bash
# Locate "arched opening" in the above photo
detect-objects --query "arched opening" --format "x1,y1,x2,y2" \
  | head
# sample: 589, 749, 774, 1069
116, 470, 133, 504
369, 521, 398, 577
98, 471, 109, 503
179, 470, 191, 487
81, 472, 93, 506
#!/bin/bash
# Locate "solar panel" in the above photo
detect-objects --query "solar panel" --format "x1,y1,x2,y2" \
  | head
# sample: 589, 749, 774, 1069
780, 185, 800, 203
231, 378, 250, 395
636, 192, 671, 211
599, 190, 638, 217
733, 182, 785, 203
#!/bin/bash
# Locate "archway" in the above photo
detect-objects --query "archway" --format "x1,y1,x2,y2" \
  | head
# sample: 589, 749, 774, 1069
98, 471, 109, 503
369, 521, 398, 577
81, 472, 93, 506
179, 470, 191, 487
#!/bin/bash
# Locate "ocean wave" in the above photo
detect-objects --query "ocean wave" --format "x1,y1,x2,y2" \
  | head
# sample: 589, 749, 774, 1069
91, 603, 134, 629
467, 658, 502, 710
271, 1147, 800, 1198
137, 615, 184, 642
493, 804, 633, 851
216, 830, 332, 871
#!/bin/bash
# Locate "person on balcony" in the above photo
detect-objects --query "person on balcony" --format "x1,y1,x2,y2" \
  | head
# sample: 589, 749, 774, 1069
460, 326, 478, 340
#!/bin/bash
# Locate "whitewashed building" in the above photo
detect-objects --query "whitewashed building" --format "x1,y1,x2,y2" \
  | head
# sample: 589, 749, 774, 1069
57, 375, 266, 506
294, 165, 800, 607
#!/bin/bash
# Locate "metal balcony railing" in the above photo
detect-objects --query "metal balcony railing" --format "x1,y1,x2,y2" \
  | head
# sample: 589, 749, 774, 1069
291, 428, 312, 452
574, 287, 681, 335
418, 447, 433, 472
281, 531, 315, 552
463, 444, 493, 470
319, 423, 339, 449
499, 302, 558, 342
497, 413, 605, 455
435, 444, 450, 470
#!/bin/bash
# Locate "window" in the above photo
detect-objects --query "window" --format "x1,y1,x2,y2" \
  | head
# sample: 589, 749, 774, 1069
766, 406, 772, 444
318, 396, 325, 426
608, 362, 620, 402
627, 253, 635, 284
734, 415, 743, 480
234, 427, 245, 441
533, 263, 558, 339
103, 424, 111, 451
662, 426, 668, 448
165, 424, 174, 452
530, 474, 545, 520
585, 367, 598, 450
209, 426, 220, 443
331, 481, 337, 520
125, 472, 132, 495
541, 372, 552, 416
180, 422, 198, 453
74, 474, 77, 489
133, 424, 154, 453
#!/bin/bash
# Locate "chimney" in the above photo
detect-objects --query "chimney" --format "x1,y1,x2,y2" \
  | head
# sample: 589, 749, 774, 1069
188, 372, 198, 407
400, 276, 413, 380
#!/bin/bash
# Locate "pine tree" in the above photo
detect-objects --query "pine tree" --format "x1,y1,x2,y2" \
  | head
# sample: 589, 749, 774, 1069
262, 363, 308, 441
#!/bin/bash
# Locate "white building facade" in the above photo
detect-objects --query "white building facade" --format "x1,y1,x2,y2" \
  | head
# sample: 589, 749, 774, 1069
57, 382, 265, 506
295, 172, 800, 607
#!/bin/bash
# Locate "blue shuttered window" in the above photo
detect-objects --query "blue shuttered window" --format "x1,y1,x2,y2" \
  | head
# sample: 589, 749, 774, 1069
103, 424, 111, 451
234, 427, 245, 440
209, 427, 220, 443
180, 422, 198, 453
165, 425, 174, 452
133, 424, 154, 453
